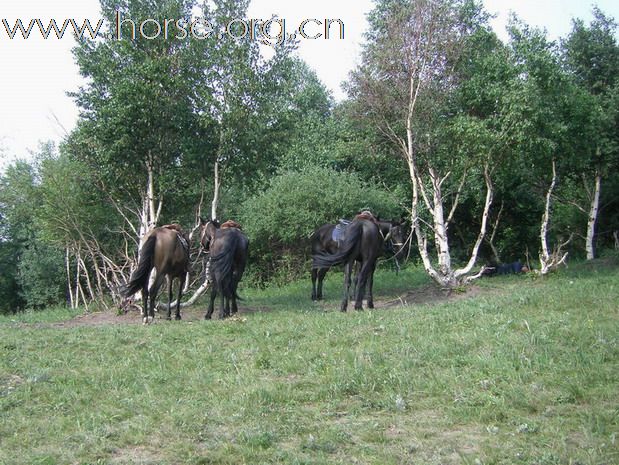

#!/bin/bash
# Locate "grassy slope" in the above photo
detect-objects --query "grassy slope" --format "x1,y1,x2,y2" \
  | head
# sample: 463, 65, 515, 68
0, 261, 617, 465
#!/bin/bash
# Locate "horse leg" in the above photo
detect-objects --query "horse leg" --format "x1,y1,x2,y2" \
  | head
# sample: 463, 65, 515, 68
149, 274, 165, 322
205, 286, 216, 319
354, 261, 372, 310
175, 274, 185, 320
230, 278, 239, 315
141, 282, 149, 324
317, 268, 328, 300
224, 296, 231, 318
166, 277, 173, 320
311, 268, 318, 301
218, 288, 226, 319
351, 262, 359, 300
341, 262, 352, 312
366, 261, 377, 309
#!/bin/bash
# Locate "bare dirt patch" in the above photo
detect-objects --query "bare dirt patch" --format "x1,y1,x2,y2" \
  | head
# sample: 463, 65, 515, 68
34, 283, 486, 329
46, 303, 267, 328
375, 284, 483, 309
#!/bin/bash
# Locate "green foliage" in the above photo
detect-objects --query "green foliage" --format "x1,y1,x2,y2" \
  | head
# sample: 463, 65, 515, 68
0, 145, 110, 312
2, 1, 618, 310
0, 159, 42, 312
563, 7, 619, 96
69, 0, 212, 225
0, 239, 23, 312
16, 243, 66, 309
0, 160, 39, 244
239, 166, 404, 283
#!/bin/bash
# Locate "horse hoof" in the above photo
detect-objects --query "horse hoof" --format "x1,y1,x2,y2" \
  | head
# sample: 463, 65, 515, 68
175, 315, 182, 320
204, 315, 211, 320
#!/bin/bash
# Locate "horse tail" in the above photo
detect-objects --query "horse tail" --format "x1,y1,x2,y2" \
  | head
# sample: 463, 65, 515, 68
312, 221, 363, 269
120, 235, 156, 298
209, 233, 239, 299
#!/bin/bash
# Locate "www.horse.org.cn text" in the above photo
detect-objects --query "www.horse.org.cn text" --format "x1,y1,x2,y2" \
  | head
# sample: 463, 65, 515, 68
1, 13, 345, 46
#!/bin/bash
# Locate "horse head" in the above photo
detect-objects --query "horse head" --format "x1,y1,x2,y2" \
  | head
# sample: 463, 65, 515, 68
199, 217, 220, 251
375, 218, 406, 256
388, 221, 405, 251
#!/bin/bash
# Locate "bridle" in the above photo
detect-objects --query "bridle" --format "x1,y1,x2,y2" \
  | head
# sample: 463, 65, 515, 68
378, 223, 404, 249
390, 227, 404, 248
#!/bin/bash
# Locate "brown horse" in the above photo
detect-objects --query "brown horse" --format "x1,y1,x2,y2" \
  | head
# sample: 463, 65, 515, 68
200, 219, 249, 319
120, 225, 189, 324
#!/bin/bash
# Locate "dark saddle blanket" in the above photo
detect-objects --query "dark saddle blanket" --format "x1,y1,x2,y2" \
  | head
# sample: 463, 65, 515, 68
332, 219, 352, 243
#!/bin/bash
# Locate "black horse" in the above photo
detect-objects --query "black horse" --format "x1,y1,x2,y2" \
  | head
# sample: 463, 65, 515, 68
200, 219, 249, 319
311, 216, 406, 302
312, 214, 383, 311
120, 224, 190, 324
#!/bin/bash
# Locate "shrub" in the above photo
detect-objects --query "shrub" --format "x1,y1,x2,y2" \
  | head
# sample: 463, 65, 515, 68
239, 166, 403, 283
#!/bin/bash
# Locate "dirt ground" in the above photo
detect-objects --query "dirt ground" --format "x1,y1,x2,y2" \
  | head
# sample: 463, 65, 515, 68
45, 284, 483, 329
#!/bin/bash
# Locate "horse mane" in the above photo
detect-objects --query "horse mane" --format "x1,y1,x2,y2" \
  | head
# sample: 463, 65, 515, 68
221, 220, 242, 230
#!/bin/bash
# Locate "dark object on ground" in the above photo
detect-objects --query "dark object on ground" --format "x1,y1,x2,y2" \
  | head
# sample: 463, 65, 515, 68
482, 261, 529, 277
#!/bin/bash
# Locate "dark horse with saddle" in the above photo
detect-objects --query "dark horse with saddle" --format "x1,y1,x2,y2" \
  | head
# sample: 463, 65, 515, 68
311, 211, 407, 311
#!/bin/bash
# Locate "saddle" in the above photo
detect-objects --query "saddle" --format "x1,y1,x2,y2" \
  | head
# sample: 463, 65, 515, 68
161, 224, 190, 269
331, 219, 351, 243
354, 210, 377, 223
162, 223, 183, 232
221, 220, 242, 230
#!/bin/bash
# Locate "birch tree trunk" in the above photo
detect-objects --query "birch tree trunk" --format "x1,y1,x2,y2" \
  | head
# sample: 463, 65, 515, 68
455, 166, 494, 283
137, 156, 162, 241
403, 112, 492, 287
486, 201, 504, 264
585, 170, 601, 260
430, 168, 452, 279
211, 159, 220, 220
539, 159, 570, 274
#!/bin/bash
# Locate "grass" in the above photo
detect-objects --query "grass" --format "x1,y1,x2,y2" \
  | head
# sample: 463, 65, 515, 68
0, 305, 82, 324
0, 260, 617, 464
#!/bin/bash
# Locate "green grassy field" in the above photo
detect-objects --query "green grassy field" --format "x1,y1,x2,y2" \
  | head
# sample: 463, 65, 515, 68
1, 260, 617, 464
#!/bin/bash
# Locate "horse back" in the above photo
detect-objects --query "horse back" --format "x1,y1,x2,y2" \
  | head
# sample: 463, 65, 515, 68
311, 223, 338, 255
357, 219, 382, 259
209, 227, 248, 296
150, 227, 188, 277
